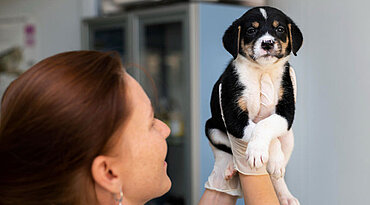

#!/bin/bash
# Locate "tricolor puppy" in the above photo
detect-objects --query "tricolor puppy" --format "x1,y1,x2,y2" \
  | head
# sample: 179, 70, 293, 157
205, 7, 302, 204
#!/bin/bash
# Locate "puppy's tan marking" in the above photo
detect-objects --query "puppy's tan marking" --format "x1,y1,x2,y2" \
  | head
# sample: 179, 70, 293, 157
238, 97, 248, 112
288, 24, 293, 50
273, 20, 279, 28
241, 39, 255, 62
241, 39, 246, 52
237, 25, 241, 55
252, 21, 259, 28
279, 87, 284, 100
280, 36, 289, 55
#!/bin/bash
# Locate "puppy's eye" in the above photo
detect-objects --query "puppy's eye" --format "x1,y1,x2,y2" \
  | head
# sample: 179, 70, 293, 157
276, 26, 285, 33
246, 27, 257, 35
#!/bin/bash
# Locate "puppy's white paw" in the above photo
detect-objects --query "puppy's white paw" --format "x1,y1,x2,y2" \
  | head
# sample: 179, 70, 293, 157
278, 195, 300, 205
242, 120, 256, 141
267, 151, 285, 179
246, 139, 269, 168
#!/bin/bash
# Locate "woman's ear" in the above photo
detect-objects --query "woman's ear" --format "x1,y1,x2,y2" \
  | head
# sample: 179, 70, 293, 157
287, 17, 303, 56
222, 19, 242, 59
91, 155, 122, 194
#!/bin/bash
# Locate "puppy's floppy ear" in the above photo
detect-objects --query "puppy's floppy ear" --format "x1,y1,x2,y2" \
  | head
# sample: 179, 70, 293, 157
222, 19, 241, 59
287, 17, 303, 56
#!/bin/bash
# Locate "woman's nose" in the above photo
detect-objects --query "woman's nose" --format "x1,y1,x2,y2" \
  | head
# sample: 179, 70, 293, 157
160, 120, 171, 139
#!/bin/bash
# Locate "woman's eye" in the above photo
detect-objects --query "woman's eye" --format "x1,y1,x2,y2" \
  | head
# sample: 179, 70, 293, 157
276, 26, 285, 33
247, 27, 257, 35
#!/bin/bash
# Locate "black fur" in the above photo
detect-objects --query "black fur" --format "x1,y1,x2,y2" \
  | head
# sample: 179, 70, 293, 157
287, 17, 303, 56
205, 61, 249, 155
276, 62, 295, 129
222, 6, 303, 60
222, 19, 242, 59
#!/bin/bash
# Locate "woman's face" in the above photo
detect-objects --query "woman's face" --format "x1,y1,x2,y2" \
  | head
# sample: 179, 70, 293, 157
114, 73, 171, 203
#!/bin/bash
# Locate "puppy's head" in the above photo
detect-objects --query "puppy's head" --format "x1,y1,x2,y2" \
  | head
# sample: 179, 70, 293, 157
223, 7, 303, 65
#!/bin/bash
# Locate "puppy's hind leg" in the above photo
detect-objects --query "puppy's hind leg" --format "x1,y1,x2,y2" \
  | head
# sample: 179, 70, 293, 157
267, 138, 285, 179
207, 128, 237, 180
271, 177, 300, 205
271, 129, 299, 205
268, 129, 294, 179
279, 129, 295, 166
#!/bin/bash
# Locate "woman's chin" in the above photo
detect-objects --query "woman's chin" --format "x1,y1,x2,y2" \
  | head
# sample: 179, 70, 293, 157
157, 175, 172, 198
162, 175, 172, 195
142, 178, 171, 204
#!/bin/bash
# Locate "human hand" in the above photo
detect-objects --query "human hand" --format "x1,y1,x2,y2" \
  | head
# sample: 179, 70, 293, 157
228, 132, 268, 176
204, 142, 242, 197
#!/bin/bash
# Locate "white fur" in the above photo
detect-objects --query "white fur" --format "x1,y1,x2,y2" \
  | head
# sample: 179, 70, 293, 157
260, 8, 267, 19
280, 129, 295, 166
246, 137, 270, 168
253, 32, 279, 65
267, 130, 295, 179
233, 54, 289, 120
242, 119, 256, 142
271, 177, 300, 205
252, 114, 289, 142
267, 138, 286, 179
270, 129, 300, 204
246, 114, 288, 168
209, 128, 231, 148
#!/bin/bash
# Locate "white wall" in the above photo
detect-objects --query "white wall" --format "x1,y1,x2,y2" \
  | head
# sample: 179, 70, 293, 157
0, 0, 97, 62
0, 0, 97, 98
268, 0, 370, 204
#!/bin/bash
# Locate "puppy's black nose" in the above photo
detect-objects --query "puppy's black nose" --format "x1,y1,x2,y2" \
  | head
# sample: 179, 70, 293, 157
261, 40, 274, 51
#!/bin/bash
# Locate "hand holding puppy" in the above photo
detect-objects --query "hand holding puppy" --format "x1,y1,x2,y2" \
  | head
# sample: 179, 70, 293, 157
204, 76, 276, 196
205, 142, 243, 197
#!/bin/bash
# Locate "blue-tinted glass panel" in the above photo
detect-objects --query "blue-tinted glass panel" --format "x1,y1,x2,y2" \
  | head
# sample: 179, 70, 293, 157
92, 27, 125, 62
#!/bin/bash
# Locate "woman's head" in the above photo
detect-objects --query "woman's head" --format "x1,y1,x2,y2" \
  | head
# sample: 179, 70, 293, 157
96, 74, 171, 204
0, 51, 171, 204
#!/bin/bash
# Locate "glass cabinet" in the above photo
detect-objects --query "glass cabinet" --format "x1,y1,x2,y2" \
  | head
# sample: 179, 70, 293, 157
86, 19, 127, 61
92, 26, 126, 59
83, 6, 191, 205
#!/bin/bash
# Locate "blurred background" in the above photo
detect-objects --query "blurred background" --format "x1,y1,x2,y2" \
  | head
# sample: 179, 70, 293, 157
0, 0, 369, 204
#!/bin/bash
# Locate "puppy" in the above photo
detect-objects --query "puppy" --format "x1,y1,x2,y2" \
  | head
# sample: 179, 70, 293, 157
205, 6, 303, 205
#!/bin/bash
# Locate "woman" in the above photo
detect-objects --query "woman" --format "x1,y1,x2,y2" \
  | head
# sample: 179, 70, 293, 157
0, 51, 170, 204
0, 51, 278, 205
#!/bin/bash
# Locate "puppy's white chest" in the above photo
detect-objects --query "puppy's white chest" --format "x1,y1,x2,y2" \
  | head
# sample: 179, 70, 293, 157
239, 70, 262, 119
235, 63, 284, 120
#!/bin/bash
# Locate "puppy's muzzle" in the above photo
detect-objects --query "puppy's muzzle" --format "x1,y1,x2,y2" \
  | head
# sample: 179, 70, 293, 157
261, 40, 275, 51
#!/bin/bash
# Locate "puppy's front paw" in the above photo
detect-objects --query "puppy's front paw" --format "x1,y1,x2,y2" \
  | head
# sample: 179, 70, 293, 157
279, 195, 300, 205
242, 120, 256, 141
246, 139, 269, 168
267, 151, 285, 179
